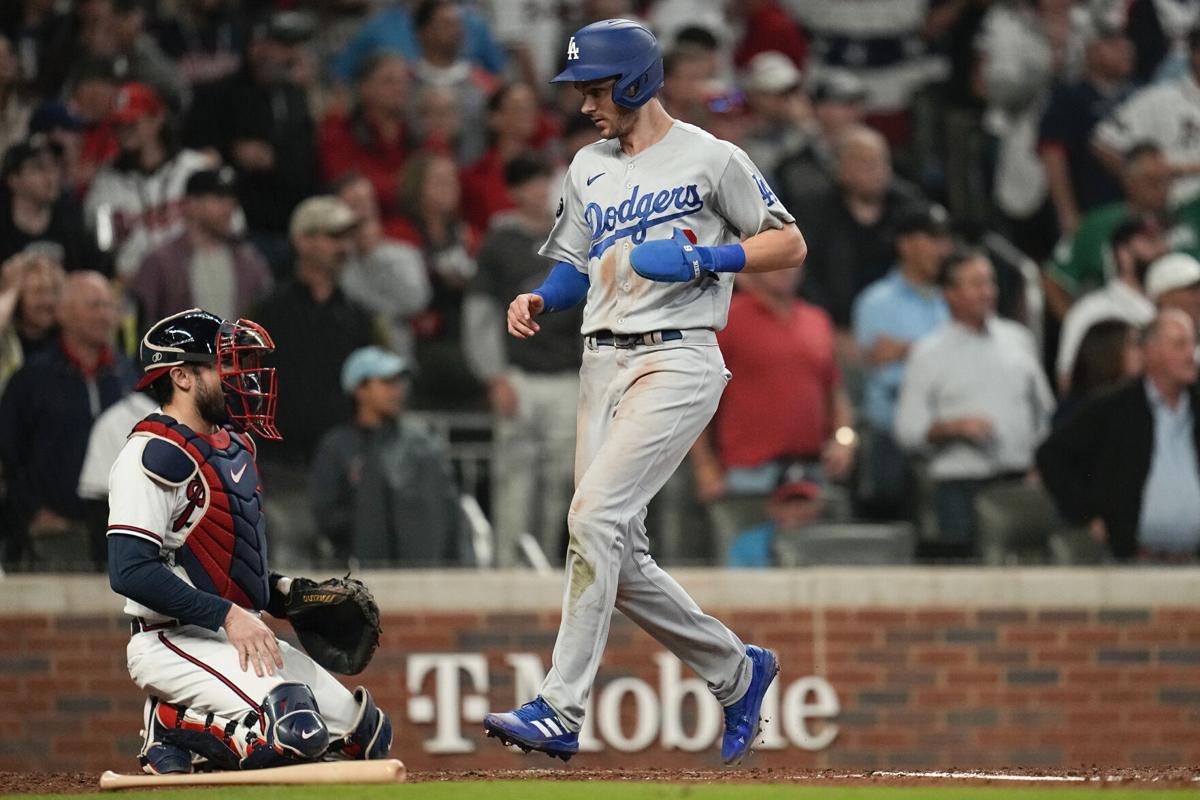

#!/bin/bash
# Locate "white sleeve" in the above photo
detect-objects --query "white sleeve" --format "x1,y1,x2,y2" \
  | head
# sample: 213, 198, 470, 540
105, 438, 177, 550
539, 163, 593, 269
894, 344, 937, 453
712, 147, 795, 239
1092, 89, 1155, 155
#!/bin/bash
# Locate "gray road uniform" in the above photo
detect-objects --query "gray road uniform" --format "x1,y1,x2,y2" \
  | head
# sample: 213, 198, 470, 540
536, 120, 795, 729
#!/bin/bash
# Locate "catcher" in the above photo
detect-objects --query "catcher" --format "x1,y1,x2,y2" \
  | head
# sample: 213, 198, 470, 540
106, 308, 390, 775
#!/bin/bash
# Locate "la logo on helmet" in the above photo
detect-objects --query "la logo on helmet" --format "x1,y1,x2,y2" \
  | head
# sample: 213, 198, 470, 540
566, 36, 580, 60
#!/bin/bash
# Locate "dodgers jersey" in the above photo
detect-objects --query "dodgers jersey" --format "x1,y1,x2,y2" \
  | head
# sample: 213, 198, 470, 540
540, 120, 795, 334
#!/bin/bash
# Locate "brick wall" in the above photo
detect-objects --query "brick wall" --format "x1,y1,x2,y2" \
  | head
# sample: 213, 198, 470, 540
2, 598, 1199, 773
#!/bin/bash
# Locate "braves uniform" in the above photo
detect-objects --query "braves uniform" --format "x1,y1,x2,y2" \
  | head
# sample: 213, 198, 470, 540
108, 413, 360, 753
532, 120, 794, 730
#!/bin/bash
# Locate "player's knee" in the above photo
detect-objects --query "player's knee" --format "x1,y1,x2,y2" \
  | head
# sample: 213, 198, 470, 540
342, 686, 392, 760
566, 506, 611, 545
259, 681, 330, 761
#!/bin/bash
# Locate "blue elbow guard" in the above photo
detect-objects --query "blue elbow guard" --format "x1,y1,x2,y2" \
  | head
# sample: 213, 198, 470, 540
532, 262, 589, 312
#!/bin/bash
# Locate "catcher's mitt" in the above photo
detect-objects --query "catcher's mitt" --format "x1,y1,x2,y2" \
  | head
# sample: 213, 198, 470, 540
285, 576, 381, 675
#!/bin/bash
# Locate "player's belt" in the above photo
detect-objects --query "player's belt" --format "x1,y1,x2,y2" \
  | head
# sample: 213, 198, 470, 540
130, 617, 180, 635
587, 329, 683, 349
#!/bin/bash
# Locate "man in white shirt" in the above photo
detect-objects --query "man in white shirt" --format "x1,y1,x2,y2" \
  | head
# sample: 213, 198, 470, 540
896, 250, 1055, 556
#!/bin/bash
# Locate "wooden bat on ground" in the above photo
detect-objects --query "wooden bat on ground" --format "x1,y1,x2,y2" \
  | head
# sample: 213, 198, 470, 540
98, 758, 406, 790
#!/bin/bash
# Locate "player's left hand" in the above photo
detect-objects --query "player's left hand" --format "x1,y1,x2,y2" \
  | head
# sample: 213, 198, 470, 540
630, 228, 705, 283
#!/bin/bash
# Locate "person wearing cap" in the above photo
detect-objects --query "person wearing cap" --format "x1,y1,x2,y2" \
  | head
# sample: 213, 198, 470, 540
83, 82, 212, 280
788, 124, 927, 330
741, 51, 809, 181
852, 204, 953, 517
1094, 26, 1200, 205
251, 196, 374, 470
726, 467, 825, 569
0, 135, 103, 272
309, 346, 471, 567
773, 69, 866, 205
1146, 252, 1200, 329
1039, 308, 1200, 563
895, 251, 1054, 558
731, 0, 807, 71
1056, 214, 1167, 391
463, 154, 582, 568
183, 11, 320, 266
132, 167, 273, 326
0, 271, 135, 569
1037, 14, 1133, 238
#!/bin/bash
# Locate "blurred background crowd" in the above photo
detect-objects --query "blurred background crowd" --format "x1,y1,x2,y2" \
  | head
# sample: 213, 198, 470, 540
3, 0, 1200, 573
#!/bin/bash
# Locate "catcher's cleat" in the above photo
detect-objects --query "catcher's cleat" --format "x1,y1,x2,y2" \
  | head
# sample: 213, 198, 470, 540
483, 697, 579, 762
721, 644, 779, 765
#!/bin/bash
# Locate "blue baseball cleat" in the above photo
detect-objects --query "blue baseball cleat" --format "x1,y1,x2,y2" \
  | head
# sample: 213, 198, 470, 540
721, 645, 780, 764
483, 696, 579, 762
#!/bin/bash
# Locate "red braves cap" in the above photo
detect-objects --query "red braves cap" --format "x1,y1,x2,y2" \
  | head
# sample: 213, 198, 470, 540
109, 82, 164, 125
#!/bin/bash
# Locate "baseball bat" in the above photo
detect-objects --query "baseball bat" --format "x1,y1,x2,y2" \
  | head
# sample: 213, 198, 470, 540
98, 758, 406, 790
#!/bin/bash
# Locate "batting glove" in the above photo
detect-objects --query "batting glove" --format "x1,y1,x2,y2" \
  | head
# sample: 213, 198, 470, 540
630, 228, 745, 283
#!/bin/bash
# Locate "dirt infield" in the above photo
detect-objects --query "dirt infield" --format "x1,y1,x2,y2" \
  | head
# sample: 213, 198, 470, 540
3, 766, 1198, 794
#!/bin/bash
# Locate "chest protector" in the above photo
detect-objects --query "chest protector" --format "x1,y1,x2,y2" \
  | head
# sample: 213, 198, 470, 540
134, 413, 269, 610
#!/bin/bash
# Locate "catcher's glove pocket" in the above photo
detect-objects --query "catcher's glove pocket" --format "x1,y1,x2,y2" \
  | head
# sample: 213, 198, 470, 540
285, 575, 382, 675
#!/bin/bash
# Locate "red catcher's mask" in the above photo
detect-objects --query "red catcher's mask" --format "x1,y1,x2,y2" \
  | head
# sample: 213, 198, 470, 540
217, 319, 281, 440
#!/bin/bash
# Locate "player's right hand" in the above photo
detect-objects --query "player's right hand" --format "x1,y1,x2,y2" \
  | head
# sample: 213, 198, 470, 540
507, 293, 544, 338
224, 604, 284, 677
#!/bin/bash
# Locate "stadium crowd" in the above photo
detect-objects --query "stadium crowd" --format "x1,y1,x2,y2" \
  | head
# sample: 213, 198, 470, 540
2, 0, 1200, 572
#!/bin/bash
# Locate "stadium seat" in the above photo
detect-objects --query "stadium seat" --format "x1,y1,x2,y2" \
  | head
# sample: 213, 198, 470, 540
772, 522, 916, 566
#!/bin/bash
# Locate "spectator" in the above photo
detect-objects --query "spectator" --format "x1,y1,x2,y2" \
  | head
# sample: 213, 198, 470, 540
486, 0, 565, 88
0, 252, 64, 396
852, 204, 953, 517
330, 0, 507, 85
84, 82, 211, 280
774, 69, 867, 206
976, 0, 1090, 262
184, 11, 320, 272
691, 266, 854, 561
741, 51, 809, 182
732, 0, 807, 70
1038, 309, 1200, 563
790, 125, 925, 330
1056, 215, 1166, 391
152, 0, 248, 89
895, 251, 1055, 556
1045, 143, 1179, 315
60, 55, 121, 192
1094, 26, 1200, 205
319, 51, 411, 224
660, 44, 718, 125
1053, 318, 1143, 428
1038, 15, 1134, 238
792, 0, 945, 144
335, 172, 432, 359
106, 0, 185, 110
460, 82, 542, 231
0, 271, 134, 569
0, 32, 32, 157
727, 471, 826, 569
1147, 252, 1200, 328
131, 167, 272, 325
391, 151, 483, 411
1, 135, 102, 272
409, 0, 498, 165
0, 0, 65, 93
75, 389, 155, 568
310, 346, 471, 567
252, 196, 374, 468
410, 84, 463, 158
463, 155, 581, 567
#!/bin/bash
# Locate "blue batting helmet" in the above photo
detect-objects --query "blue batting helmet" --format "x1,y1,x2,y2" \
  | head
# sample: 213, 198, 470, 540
551, 18, 663, 109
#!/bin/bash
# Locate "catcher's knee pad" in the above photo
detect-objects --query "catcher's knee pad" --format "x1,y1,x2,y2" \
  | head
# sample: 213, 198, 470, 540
242, 682, 330, 769
341, 686, 392, 760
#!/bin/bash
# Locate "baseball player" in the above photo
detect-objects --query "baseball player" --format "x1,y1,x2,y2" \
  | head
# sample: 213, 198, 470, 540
483, 19, 807, 764
107, 308, 391, 774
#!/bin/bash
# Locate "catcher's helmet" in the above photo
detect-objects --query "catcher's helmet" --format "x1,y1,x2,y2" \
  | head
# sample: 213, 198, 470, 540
137, 308, 282, 440
551, 18, 663, 109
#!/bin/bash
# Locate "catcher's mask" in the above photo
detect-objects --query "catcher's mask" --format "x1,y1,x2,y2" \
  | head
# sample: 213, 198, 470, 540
217, 318, 281, 440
